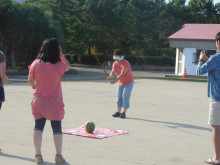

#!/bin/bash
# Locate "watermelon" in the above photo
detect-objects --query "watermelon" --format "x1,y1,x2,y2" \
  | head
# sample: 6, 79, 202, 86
85, 121, 95, 133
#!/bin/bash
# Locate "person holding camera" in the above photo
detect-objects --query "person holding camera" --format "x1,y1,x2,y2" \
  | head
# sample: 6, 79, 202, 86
197, 32, 220, 164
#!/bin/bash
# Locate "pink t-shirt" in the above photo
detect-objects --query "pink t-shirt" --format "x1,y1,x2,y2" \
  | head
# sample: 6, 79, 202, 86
29, 59, 66, 121
113, 60, 134, 86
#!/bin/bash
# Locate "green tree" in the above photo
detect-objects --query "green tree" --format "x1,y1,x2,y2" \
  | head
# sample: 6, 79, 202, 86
213, 3, 220, 23
0, 0, 50, 68
57, 0, 87, 54
127, 0, 158, 64
17, 3, 50, 66
188, 0, 216, 23
82, 0, 120, 55
1, 2, 24, 68
112, 0, 133, 55
158, 0, 188, 48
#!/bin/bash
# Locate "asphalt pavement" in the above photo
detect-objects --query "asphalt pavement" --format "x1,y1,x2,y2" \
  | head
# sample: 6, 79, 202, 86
0, 67, 212, 165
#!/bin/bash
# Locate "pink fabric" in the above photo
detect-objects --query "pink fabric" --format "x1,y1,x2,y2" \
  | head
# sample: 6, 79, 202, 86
29, 59, 66, 121
63, 126, 128, 139
113, 60, 134, 86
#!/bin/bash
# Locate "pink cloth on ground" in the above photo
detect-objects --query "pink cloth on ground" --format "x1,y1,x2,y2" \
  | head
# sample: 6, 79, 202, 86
113, 60, 134, 86
63, 126, 128, 139
29, 59, 66, 121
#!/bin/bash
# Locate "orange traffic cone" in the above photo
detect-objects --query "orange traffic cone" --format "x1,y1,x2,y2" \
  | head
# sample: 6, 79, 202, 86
183, 68, 188, 78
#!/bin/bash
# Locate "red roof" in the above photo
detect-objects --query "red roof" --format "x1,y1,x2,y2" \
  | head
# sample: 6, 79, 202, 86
168, 24, 220, 41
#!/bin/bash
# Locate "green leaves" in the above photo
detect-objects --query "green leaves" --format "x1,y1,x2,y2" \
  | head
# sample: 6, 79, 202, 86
0, 0, 219, 68
0, 0, 50, 68
188, 0, 217, 23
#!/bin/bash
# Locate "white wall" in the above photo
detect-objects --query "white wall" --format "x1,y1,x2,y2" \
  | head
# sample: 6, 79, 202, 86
175, 48, 208, 76
184, 48, 195, 75
184, 48, 208, 76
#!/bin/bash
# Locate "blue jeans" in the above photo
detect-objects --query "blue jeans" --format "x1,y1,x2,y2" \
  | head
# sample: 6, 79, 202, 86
117, 82, 134, 109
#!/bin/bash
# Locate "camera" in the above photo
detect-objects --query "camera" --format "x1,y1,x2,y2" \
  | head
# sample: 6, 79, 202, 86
204, 50, 210, 58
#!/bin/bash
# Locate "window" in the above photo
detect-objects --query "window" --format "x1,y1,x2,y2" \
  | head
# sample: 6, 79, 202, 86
193, 49, 217, 64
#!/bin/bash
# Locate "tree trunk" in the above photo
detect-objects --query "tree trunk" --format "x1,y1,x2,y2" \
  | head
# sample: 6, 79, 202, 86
11, 44, 16, 69
88, 44, 91, 55
135, 37, 140, 65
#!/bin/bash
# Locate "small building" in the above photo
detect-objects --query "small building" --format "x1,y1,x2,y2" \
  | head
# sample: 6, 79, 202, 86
168, 24, 220, 77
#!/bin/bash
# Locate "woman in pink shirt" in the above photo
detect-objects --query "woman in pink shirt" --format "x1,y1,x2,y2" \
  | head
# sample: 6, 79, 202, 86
28, 38, 71, 164
107, 49, 134, 118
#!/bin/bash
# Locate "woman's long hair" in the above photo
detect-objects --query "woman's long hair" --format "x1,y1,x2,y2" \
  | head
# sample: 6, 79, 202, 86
37, 38, 61, 64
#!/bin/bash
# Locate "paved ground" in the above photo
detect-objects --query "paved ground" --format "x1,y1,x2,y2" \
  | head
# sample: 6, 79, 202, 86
0, 67, 213, 165
7, 66, 174, 82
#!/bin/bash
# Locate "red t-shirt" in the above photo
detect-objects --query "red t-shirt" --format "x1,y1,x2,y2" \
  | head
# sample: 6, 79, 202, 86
113, 60, 134, 86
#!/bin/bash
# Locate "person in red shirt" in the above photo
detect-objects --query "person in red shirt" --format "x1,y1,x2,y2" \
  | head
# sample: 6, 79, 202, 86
107, 49, 134, 118
28, 38, 71, 164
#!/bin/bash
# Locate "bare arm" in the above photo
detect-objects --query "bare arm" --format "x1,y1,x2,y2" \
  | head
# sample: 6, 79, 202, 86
107, 68, 116, 80
60, 46, 71, 71
0, 62, 8, 83
60, 55, 71, 71
111, 67, 128, 84
28, 76, 35, 89
116, 67, 128, 81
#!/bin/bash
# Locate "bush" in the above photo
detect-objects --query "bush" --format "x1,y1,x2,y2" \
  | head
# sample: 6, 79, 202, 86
158, 48, 176, 58
64, 54, 72, 63
72, 54, 175, 66
96, 55, 112, 63
77, 54, 113, 65
64, 54, 77, 63
125, 55, 137, 64
141, 56, 175, 66
78, 55, 97, 65
72, 54, 79, 63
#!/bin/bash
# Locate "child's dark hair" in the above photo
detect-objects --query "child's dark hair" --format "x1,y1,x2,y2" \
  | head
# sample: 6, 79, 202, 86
37, 38, 61, 64
216, 32, 220, 42
114, 49, 123, 56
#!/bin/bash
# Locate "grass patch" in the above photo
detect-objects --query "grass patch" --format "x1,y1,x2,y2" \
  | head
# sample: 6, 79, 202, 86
61, 76, 207, 82
136, 77, 207, 82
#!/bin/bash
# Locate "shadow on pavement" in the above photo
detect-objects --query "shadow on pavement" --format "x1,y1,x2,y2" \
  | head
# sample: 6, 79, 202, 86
126, 117, 211, 133
0, 152, 70, 165
0, 152, 35, 163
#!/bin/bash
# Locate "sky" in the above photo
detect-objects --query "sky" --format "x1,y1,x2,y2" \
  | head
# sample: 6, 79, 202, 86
192, 0, 220, 4
13, 0, 220, 4
167, 0, 220, 4
14, 0, 220, 4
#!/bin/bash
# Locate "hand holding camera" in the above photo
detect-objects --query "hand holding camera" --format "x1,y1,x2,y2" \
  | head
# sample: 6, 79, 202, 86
200, 50, 209, 60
